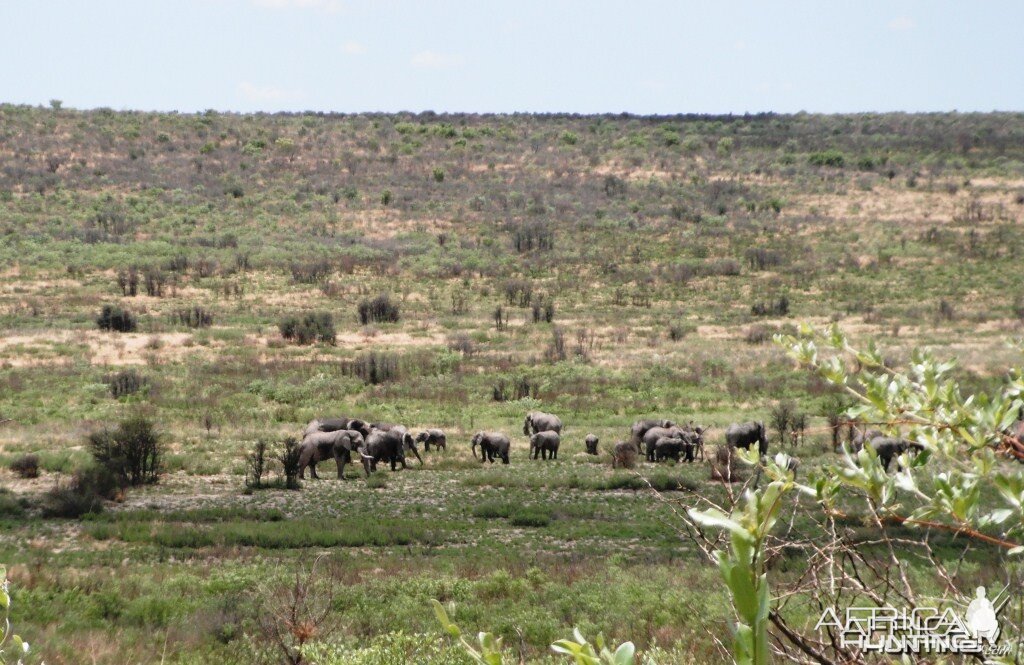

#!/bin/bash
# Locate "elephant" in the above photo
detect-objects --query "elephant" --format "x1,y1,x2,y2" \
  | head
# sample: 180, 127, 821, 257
726, 421, 769, 457
360, 427, 423, 474
415, 428, 447, 452
584, 434, 599, 455
630, 419, 676, 446
303, 417, 371, 439
654, 436, 685, 462
868, 437, 925, 472
1004, 420, 1024, 460
523, 411, 562, 436
530, 431, 561, 460
611, 440, 639, 469
471, 431, 510, 464
850, 428, 884, 453
642, 426, 687, 461
298, 429, 364, 479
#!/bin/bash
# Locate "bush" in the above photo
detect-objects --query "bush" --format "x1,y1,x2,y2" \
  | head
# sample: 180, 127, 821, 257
43, 465, 121, 518
96, 304, 138, 332
279, 312, 336, 345
9, 454, 39, 479
246, 440, 268, 489
290, 260, 331, 284
751, 296, 789, 317
808, 150, 846, 168
357, 294, 400, 324
88, 417, 162, 486
106, 369, 149, 398
343, 351, 400, 384
277, 438, 302, 490
0, 489, 27, 518
173, 306, 213, 328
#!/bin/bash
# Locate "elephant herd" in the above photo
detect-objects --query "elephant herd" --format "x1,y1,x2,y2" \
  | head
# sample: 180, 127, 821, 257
296, 411, 924, 481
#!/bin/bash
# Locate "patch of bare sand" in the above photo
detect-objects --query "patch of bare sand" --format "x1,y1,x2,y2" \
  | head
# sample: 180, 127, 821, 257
789, 187, 1021, 227
0, 330, 203, 367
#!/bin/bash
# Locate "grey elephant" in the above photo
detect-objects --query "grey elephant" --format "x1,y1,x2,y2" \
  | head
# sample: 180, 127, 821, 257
868, 437, 925, 472
654, 436, 685, 462
611, 440, 639, 469
523, 411, 562, 436
630, 418, 676, 446
850, 428, 884, 453
304, 417, 371, 439
471, 431, 510, 464
641, 425, 687, 461
726, 421, 769, 456
415, 428, 447, 452
683, 424, 706, 461
584, 434, 599, 455
530, 431, 561, 460
298, 429, 364, 479
360, 427, 423, 474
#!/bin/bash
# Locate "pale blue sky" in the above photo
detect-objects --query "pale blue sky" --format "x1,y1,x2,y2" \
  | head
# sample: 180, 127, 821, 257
2, 1, 1022, 114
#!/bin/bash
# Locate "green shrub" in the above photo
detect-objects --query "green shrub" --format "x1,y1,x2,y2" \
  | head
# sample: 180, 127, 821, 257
9, 454, 39, 479
808, 149, 846, 168
358, 294, 401, 324
88, 416, 162, 486
279, 312, 336, 345
105, 368, 149, 399
277, 437, 302, 490
42, 465, 120, 518
96, 304, 138, 332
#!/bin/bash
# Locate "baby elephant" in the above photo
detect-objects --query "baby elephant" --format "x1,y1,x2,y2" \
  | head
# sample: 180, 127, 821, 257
298, 429, 365, 480
416, 429, 447, 452
584, 434, 599, 455
654, 436, 686, 462
530, 431, 561, 460
611, 441, 639, 469
869, 437, 924, 472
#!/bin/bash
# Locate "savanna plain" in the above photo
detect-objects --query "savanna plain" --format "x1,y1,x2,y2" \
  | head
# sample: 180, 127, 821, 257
1, 106, 1023, 663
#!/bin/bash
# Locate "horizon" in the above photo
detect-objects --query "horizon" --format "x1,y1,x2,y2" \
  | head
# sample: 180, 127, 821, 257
3, 1, 1023, 115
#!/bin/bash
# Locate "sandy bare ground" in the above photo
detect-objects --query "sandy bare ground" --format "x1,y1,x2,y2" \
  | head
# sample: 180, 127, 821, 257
0, 330, 201, 367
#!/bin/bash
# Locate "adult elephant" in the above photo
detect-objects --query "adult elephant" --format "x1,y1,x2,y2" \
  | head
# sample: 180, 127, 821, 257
298, 429, 364, 479
530, 431, 561, 460
726, 421, 769, 456
303, 417, 371, 439
471, 431, 510, 464
523, 411, 562, 436
415, 429, 447, 452
360, 427, 423, 474
868, 437, 925, 472
584, 434, 599, 455
630, 418, 675, 446
641, 425, 687, 462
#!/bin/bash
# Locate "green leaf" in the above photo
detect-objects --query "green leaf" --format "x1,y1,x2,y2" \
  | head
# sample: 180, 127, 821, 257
688, 508, 752, 541
613, 641, 636, 665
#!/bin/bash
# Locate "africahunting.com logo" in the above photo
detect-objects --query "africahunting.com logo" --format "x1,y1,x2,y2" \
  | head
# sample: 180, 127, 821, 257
815, 586, 1011, 657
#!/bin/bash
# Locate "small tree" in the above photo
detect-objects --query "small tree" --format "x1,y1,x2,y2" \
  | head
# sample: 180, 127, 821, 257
247, 440, 268, 489
277, 437, 302, 490
88, 417, 162, 486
